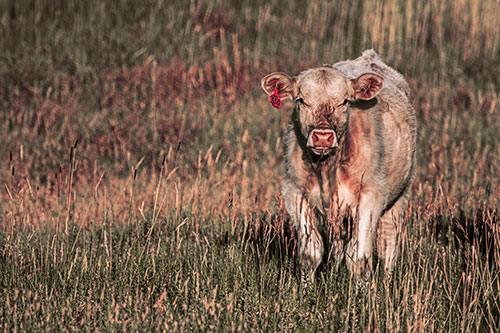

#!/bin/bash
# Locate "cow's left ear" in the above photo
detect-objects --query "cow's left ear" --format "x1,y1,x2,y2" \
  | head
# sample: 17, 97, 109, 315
349, 73, 384, 100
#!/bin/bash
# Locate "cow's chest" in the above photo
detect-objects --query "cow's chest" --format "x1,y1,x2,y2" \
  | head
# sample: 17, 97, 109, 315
307, 171, 358, 217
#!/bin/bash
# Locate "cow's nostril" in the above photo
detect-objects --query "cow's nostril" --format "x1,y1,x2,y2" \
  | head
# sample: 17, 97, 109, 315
312, 133, 320, 143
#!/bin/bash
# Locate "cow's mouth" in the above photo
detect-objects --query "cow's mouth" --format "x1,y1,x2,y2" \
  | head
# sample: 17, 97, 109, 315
310, 147, 333, 156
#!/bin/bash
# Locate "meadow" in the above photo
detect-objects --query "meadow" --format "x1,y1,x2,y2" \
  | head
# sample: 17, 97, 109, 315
1, 0, 499, 330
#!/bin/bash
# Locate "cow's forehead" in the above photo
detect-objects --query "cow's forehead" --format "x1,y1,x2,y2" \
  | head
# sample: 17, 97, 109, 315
296, 67, 349, 103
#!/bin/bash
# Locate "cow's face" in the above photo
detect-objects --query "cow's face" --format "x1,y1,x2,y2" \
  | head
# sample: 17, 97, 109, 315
262, 67, 383, 156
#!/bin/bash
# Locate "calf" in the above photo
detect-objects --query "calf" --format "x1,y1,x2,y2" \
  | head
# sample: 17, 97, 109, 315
262, 50, 416, 284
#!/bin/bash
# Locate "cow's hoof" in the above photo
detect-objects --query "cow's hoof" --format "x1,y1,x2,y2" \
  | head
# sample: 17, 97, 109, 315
300, 270, 315, 290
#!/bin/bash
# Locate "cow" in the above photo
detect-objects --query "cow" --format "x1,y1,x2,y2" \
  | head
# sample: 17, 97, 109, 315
261, 50, 416, 284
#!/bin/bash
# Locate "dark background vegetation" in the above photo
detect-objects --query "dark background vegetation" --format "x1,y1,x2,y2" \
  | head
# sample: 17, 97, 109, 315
1, 0, 499, 330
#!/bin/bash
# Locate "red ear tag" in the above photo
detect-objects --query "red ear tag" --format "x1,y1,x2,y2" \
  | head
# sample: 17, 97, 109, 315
270, 87, 282, 109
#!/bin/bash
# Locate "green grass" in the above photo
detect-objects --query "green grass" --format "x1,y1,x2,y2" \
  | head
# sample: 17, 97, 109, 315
2, 209, 498, 330
1, 0, 499, 330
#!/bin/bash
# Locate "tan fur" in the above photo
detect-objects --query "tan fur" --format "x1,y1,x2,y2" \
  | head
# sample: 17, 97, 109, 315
262, 50, 416, 283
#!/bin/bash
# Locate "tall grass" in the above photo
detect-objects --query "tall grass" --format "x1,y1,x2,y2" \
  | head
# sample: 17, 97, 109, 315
1, 0, 499, 330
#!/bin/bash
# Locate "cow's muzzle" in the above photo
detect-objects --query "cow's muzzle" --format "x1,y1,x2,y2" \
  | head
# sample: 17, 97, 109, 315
307, 128, 338, 155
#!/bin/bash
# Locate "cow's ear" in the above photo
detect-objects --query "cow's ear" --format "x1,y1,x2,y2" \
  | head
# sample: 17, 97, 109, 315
261, 72, 295, 100
349, 73, 384, 100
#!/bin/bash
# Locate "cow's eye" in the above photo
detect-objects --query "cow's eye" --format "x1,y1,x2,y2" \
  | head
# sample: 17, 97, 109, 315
337, 99, 348, 108
296, 98, 311, 108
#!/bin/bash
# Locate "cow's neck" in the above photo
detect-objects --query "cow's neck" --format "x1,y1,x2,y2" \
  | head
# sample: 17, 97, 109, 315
309, 136, 347, 211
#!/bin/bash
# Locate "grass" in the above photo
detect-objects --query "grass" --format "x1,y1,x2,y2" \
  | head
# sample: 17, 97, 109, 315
1, 0, 499, 330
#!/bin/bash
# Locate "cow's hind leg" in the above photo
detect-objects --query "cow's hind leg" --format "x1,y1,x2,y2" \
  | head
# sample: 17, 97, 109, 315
284, 184, 323, 286
377, 192, 408, 273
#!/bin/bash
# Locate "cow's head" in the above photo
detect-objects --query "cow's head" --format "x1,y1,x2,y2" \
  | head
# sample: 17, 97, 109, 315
262, 67, 383, 156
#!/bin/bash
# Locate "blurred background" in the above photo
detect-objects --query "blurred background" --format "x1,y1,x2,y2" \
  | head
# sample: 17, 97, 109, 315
1, 0, 498, 227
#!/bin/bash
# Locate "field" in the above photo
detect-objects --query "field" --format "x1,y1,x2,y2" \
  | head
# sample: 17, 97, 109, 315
1, 0, 499, 330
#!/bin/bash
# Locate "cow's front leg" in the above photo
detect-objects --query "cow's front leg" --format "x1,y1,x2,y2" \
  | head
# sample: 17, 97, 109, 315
285, 185, 324, 286
296, 196, 324, 286
346, 192, 382, 276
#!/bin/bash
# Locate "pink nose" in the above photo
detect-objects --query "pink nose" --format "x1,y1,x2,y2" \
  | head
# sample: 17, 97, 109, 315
311, 129, 335, 147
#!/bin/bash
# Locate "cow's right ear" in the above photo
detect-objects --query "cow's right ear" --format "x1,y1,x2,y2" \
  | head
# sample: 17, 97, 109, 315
261, 72, 295, 100
349, 72, 384, 101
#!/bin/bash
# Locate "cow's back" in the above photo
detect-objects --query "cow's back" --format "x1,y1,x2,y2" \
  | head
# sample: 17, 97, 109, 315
333, 49, 413, 102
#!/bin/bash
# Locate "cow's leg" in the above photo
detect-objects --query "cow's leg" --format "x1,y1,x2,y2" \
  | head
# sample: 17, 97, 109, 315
346, 192, 382, 276
284, 182, 323, 286
377, 192, 408, 273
